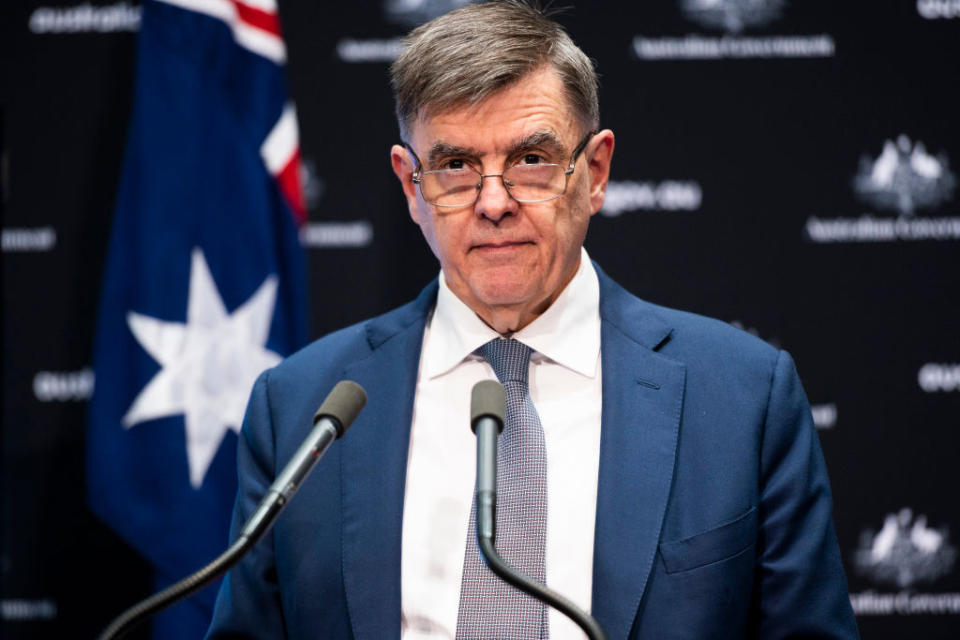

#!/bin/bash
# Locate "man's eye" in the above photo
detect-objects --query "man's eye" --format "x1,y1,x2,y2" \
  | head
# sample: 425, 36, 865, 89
519, 154, 545, 165
441, 159, 467, 170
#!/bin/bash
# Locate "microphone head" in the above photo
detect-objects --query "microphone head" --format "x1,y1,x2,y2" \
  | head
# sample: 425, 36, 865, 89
313, 380, 367, 437
471, 380, 505, 434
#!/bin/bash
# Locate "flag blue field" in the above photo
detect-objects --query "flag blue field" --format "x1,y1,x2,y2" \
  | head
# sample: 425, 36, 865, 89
87, 0, 307, 636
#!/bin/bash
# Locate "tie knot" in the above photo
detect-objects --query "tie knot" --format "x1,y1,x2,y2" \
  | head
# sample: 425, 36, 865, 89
477, 338, 532, 385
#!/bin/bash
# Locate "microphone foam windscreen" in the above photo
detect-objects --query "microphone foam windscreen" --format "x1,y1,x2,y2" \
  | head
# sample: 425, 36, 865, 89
471, 379, 505, 432
314, 380, 367, 436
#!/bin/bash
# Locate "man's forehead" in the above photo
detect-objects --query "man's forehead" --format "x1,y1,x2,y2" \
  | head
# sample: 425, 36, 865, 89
407, 67, 578, 143
408, 117, 578, 160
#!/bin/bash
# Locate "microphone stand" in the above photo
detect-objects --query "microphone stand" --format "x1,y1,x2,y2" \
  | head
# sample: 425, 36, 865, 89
98, 380, 366, 640
97, 533, 256, 640
470, 381, 608, 640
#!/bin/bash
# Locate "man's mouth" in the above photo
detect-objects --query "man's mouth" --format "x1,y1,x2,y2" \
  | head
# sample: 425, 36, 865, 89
471, 240, 533, 251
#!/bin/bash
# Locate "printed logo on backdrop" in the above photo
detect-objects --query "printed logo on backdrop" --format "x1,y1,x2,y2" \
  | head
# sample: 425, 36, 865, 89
1, 227, 57, 252
850, 509, 960, 615
633, 0, 835, 61
917, 0, 960, 19
805, 135, 960, 243
336, 0, 471, 62
300, 157, 326, 212
854, 136, 955, 215
33, 368, 95, 402
600, 180, 702, 216
810, 402, 837, 430
918, 363, 960, 392
383, 0, 471, 28
29, 2, 141, 34
296, 160, 375, 249
682, 0, 786, 32
300, 221, 374, 248
1, 599, 57, 623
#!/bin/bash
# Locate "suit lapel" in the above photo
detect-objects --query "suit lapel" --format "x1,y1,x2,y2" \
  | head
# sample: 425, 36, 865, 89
339, 282, 437, 640
591, 268, 685, 640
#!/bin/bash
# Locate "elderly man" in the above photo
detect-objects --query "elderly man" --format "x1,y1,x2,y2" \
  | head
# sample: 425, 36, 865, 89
207, 2, 859, 639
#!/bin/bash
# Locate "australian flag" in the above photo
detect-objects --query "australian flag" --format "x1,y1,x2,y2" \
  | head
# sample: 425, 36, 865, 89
87, 0, 308, 636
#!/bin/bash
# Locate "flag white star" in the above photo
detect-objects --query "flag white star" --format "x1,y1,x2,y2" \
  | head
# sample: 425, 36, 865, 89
123, 248, 283, 488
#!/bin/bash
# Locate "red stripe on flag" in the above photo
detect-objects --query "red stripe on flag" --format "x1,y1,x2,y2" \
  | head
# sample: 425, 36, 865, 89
231, 0, 282, 38
276, 149, 307, 225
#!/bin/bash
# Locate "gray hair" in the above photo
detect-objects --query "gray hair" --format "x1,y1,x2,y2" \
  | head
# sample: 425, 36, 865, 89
390, 1, 599, 141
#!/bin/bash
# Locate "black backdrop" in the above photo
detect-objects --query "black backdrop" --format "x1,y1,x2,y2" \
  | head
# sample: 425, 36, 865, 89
3, 1, 960, 638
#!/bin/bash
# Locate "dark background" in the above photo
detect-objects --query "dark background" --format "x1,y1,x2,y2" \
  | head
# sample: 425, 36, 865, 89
3, 0, 959, 637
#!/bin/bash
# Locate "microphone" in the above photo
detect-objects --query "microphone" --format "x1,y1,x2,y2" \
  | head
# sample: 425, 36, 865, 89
471, 380, 505, 546
469, 380, 608, 640
98, 380, 367, 640
240, 380, 366, 544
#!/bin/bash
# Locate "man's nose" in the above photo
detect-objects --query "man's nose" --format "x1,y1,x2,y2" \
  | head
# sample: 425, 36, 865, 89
474, 173, 516, 222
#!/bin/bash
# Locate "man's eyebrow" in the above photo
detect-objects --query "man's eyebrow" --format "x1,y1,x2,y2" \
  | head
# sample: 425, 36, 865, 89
510, 130, 565, 155
427, 142, 480, 168
425, 130, 567, 168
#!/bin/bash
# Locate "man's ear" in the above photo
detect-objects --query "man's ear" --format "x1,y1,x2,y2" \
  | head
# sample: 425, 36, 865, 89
391, 144, 422, 223
586, 129, 615, 216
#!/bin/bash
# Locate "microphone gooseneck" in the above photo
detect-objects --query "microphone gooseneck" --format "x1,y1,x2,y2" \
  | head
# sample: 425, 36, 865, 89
97, 380, 367, 640
469, 380, 608, 640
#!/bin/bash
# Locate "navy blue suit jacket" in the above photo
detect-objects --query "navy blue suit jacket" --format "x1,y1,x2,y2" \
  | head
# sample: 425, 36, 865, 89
207, 266, 859, 639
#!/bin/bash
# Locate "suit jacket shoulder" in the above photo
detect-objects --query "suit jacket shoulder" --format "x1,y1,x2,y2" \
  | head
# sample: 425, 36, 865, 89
268, 279, 439, 393
595, 261, 779, 371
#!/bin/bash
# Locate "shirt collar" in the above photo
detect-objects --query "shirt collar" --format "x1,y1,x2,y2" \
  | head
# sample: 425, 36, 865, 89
423, 247, 601, 379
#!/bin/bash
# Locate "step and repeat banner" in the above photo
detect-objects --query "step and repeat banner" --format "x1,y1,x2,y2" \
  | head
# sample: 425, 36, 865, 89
3, 1, 958, 638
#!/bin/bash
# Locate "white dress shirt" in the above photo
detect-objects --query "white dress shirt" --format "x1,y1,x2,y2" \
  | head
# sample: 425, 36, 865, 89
401, 248, 603, 640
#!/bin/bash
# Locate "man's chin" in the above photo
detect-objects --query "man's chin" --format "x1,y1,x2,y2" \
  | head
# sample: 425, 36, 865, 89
469, 279, 538, 310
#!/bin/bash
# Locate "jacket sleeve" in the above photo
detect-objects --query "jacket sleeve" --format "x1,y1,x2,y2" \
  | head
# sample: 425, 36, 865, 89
206, 369, 287, 639
754, 350, 859, 639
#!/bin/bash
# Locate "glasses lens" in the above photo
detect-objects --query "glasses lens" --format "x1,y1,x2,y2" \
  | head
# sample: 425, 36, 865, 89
503, 164, 566, 202
421, 169, 480, 206
419, 163, 567, 206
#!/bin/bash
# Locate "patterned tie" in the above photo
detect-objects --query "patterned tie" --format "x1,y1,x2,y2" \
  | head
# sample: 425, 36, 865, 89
456, 338, 549, 640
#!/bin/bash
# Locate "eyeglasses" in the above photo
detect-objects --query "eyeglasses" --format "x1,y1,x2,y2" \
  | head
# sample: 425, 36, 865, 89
404, 131, 596, 208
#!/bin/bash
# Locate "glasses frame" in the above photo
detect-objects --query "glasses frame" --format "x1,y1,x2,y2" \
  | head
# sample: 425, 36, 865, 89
403, 131, 597, 208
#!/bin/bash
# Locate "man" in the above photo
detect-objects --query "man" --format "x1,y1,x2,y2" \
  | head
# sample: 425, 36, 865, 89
208, 2, 859, 639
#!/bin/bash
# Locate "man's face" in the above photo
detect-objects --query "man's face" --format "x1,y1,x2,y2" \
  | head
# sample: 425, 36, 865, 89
391, 67, 614, 333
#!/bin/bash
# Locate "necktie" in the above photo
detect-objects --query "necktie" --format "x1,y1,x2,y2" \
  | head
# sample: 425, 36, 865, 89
456, 338, 549, 640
